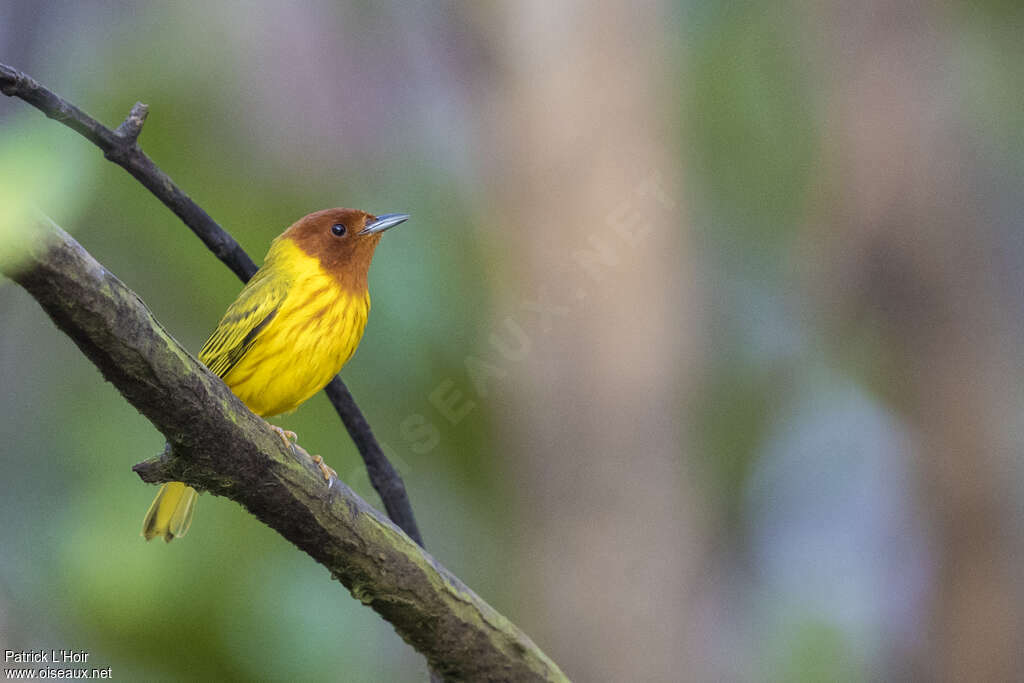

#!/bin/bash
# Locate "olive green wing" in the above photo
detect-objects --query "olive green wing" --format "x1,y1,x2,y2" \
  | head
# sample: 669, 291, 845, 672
198, 267, 289, 379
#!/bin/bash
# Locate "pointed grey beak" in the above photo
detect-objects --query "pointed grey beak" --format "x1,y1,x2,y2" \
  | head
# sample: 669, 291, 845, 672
360, 213, 409, 235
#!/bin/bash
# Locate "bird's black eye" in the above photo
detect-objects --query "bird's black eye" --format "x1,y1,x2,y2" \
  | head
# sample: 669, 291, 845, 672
331, 223, 347, 237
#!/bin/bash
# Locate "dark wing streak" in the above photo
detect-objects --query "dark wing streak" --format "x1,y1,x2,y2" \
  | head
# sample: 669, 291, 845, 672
197, 266, 290, 379
215, 307, 278, 378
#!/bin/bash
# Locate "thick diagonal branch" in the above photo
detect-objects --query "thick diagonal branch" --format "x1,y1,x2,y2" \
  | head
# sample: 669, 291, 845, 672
2, 215, 566, 683
0, 61, 422, 547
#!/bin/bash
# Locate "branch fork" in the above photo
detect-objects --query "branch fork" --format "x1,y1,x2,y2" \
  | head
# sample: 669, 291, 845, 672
112, 101, 148, 146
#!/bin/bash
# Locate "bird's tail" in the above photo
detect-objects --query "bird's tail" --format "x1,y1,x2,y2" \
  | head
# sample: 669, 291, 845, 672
141, 481, 198, 542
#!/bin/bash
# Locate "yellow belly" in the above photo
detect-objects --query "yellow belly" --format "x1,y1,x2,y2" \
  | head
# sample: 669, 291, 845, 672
221, 261, 369, 418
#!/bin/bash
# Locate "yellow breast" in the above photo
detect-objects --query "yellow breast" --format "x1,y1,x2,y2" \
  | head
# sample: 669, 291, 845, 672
221, 241, 370, 417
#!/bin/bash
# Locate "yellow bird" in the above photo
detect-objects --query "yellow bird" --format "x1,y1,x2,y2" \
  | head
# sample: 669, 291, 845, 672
141, 208, 408, 542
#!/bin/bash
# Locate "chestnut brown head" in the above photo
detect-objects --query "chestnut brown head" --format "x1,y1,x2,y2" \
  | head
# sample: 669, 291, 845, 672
281, 208, 408, 291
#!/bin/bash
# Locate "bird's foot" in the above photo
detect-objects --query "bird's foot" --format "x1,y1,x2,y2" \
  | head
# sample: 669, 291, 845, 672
311, 455, 337, 484
267, 424, 333, 485
269, 424, 298, 450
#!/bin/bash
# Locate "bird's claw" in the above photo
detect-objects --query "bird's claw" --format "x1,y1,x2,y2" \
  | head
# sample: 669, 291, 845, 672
269, 424, 298, 449
267, 424, 333, 485
312, 455, 337, 485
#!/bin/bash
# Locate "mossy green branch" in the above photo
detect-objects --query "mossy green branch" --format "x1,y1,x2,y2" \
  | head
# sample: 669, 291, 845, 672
2, 215, 568, 683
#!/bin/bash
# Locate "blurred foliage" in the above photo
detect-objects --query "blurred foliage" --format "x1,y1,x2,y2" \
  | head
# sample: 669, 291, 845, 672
684, 1, 817, 257
0, 118, 91, 272
766, 617, 863, 683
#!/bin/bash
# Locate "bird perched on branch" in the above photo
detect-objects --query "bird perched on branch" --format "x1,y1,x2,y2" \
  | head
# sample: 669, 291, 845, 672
142, 208, 408, 542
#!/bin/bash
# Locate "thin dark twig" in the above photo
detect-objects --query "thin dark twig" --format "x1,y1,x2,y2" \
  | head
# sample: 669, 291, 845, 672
0, 63, 256, 280
325, 379, 421, 541
0, 61, 423, 547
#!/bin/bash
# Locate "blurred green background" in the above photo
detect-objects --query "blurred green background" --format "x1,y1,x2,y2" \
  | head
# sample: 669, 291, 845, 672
2, 2, 1023, 681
